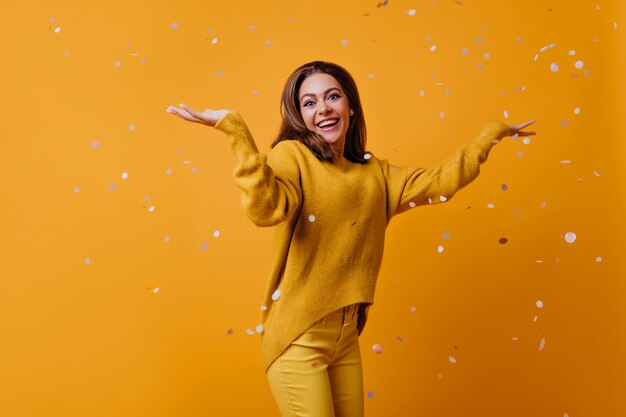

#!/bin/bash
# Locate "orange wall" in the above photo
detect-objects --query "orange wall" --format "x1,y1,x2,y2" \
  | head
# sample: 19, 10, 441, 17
2, 1, 625, 416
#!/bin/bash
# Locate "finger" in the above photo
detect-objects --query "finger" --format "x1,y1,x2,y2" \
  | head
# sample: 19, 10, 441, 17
167, 106, 203, 123
518, 131, 536, 136
518, 120, 536, 129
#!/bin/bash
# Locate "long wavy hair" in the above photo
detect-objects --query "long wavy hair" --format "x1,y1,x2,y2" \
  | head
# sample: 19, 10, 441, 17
271, 61, 368, 164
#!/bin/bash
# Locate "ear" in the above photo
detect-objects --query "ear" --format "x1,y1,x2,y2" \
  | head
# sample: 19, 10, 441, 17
350, 108, 354, 116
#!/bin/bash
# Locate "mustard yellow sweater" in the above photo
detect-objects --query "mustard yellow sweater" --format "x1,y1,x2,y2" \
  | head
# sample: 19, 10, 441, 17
214, 112, 511, 373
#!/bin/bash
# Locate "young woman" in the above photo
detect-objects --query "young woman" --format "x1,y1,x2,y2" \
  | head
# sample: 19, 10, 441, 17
167, 61, 535, 417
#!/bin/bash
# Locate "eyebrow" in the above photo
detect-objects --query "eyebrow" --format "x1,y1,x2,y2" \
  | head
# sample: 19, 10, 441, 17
300, 87, 341, 102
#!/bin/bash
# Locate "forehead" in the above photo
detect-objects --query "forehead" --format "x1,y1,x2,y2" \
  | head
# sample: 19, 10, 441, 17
299, 73, 343, 98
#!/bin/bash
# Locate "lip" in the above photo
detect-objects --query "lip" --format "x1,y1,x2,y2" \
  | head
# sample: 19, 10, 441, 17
316, 118, 340, 131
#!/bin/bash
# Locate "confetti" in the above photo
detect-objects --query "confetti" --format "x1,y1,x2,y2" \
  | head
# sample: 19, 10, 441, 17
148, 205, 156, 212
407, 9, 416, 15
501, 184, 508, 191
596, 257, 603, 263
538, 337, 546, 351
341, 39, 348, 46
129, 124, 135, 131
439, 196, 447, 202
437, 245, 444, 253
164, 236, 171, 243
211, 38, 218, 45
308, 214, 316, 222
564, 232, 577, 243
396, 336, 404, 343
311, 359, 320, 368
487, 203, 495, 209
483, 52, 491, 60
449, 356, 457, 364
499, 237, 508, 244
108, 184, 117, 192
272, 289, 281, 301
213, 230, 220, 238
85, 258, 91, 265
523, 137, 531, 145
443, 232, 450, 239
216, 69, 224, 77
367, 391, 374, 399
540, 201, 548, 208
574, 60, 584, 69
550, 63, 559, 72
200, 242, 208, 250
439, 112, 445, 118
409, 201, 416, 208
170, 22, 179, 30
560, 160, 572, 164
261, 305, 268, 311
568, 50, 576, 56
372, 344, 383, 353
503, 110, 509, 118
418, 90, 425, 96
429, 45, 437, 52
246, 329, 255, 335
121, 172, 128, 180
166, 168, 173, 175
226, 328, 234, 335
74, 186, 80, 193
574, 107, 581, 115
91, 140, 100, 149
364, 153, 371, 160
536, 300, 544, 308
153, 287, 160, 294
409, 306, 417, 312
256, 324, 264, 333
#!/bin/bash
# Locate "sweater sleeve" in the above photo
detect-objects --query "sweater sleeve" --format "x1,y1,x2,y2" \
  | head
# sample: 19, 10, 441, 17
214, 111, 302, 227
381, 119, 511, 219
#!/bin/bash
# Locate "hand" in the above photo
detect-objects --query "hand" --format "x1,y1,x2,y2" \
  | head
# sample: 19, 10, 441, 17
508, 120, 536, 137
166, 103, 232, 127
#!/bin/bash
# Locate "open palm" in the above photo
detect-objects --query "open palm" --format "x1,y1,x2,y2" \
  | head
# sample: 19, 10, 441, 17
166, 104, 231, 127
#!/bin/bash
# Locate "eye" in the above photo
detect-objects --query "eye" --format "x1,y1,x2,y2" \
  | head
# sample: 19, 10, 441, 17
328, 93, 340, 100
303, 100, 314, 107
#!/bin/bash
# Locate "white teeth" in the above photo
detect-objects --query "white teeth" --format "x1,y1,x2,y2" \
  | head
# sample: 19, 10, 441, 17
318, 119, 338, 127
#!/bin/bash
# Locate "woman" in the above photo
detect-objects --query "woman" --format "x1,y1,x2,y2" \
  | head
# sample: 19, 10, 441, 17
167, 61, 535, 417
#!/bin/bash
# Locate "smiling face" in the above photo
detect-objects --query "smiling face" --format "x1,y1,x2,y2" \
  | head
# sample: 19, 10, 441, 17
298, 73, 354, 152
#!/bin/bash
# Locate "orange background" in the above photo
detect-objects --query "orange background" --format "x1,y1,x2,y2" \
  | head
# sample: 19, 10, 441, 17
2, 0, 625, 416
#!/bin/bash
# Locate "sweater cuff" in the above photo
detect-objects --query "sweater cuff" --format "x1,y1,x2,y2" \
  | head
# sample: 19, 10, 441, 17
214, 111, 260, 157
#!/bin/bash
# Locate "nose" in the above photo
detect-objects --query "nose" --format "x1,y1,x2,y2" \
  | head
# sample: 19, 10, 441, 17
318, 101, 331, 113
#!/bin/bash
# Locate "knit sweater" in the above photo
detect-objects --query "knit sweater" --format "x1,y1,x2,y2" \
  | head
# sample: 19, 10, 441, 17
214, 112, 511, 373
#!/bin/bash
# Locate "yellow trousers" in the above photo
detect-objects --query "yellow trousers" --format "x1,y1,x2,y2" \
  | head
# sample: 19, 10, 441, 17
266, 303, 364, 417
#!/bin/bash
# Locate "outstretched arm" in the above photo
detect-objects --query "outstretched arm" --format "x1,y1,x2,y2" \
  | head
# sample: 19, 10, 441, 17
167, 104, 302, 227
383, 119, 536, 218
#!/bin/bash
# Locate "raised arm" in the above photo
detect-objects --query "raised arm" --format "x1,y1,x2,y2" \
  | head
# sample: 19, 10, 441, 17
382, 119, 535, 218
167, 104, 302, 227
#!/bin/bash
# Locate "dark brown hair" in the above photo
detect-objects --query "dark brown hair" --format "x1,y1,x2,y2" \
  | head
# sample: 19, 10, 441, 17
271, 61, 368, 163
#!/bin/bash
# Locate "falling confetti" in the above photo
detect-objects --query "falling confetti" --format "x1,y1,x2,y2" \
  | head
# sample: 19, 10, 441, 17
437, 245, 444, 253
596, 257, 603, 263
443, 232, 450, 239
256, 324, 264, 333
501, 184, 509, 191
564, 232, 577, 243
91, 140, 100, 149
148, 205, 156, 213
407, 9, 416, 15
574, 60, 584, 69
311, 359, 320, 368
226, 328, 234, 335
574, 107, 581, 114
246, 329, 255, 335
538, 337, 546, 351
439, 196, 447, 202
487, 203, 495, 209
449, 356, 457, 364
308, 214, 316, 222
364, 153, 371, 160
409, 201, 416, 208
108, 184, 117, 192
396, 336, 404, 343
121, 172, 128, 180
211, 38, 218, 45
272, 289, 281, 301
550, 62, 559, 72
261, 305, 268, 311
213, 230, 220, 238
166, 168, 173, 175
200, 242, 208, 250
372, 344, 383, 353
84, 258, 91, 265
409, 306, 417, 312
74, 186, 80, 193
164, 236, 171, 243
536, 300, 544, 308
153, 287, 160, 294
170, 22, 179, 30
499, 237, 508, 244
461, 47, 469, 55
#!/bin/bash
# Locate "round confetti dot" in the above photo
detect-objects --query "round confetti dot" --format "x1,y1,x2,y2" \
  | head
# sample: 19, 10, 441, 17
449, 356, 457, 364
108, 184, 117, 192
550, 63, 559, 72
121, 172, 128, 180
437, 245, 444, 253
308, 214, 316, 222
418, 90, 425, 96
368, 74, 375, 79
54, 27, 61, 33
265, 40, 272, 46
200, 242, 208, 250
170, 22, 179, 30
272, 289, 281, 301
74, 186, 80, 193
503, 110, 509, 118
540, 201, 547, 208
364, 153, 371, 160
261, 305, 268, 311
114, 60, 121, 67
164, 236, 171, 243
483, 52, 491, 60
407, 8, 416, 15
213, 230, 220, 238
439, 112, 445, 118
166, 168, 173, 175
367, 391, 374, 399
211, 38, 218, 45
246, 329, 255, 335
475, 37, 483, 44
499, 237, 508, 244
429, 45, 437, 52
129, 124, 135, 131
437, 373, 443, 379
372, 344, 383, 353
91, 140, 99, 148
487, 203, 495, 208
574, 60, 584, 69
226, 328, 234, 335
409, 306, 417, 312
568, 50, 576, 56
501, 184, 508, 191
564, 232, 576, 243
256, 324, 264, 333
409, 201, 416, 208
248, 25, 255, 31
536, 300, 544, 308
523, 137, 531, 145
460, 47, 469, 55
341, 39, 348, 46
216, 70, 224, 76
594, 256, 603, 263
574, 107, 581, 115
517, 151, 524, 157
148, 205, 155, 212
84, 258, 91, 265
443, 232, 450, 239
153, 287, 160, 294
